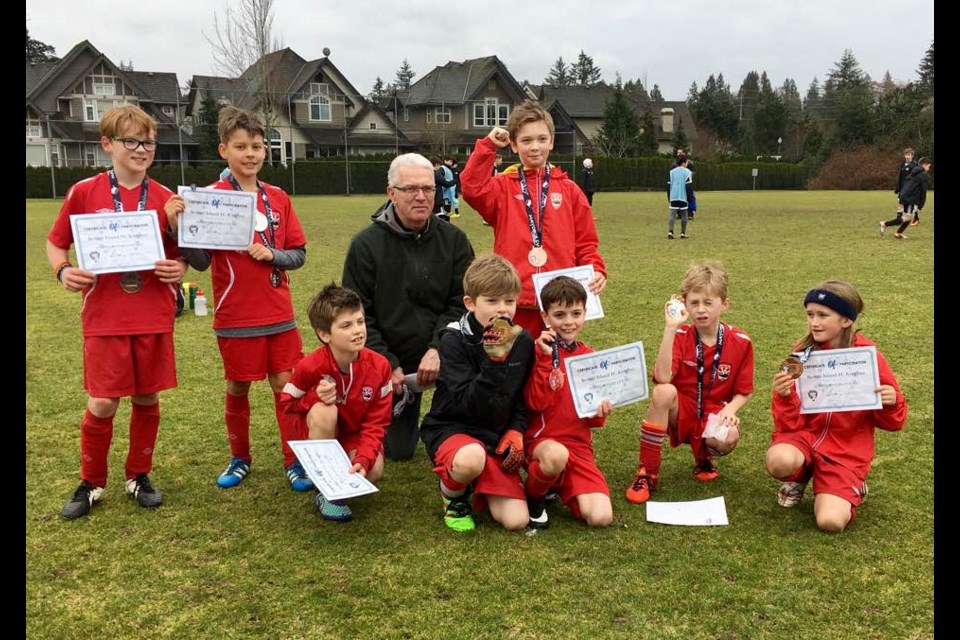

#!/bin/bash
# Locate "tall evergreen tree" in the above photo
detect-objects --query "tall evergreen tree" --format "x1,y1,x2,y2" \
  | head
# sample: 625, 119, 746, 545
649, 84, 664, 103
917, 40, 933, 95
822, 50, 876, 146
570, 50, 602, 86
26, 27, 57, 63
369, 76, 385, 101
195, 91, 225, 161
688, 74, 738, 153
545, 57, 571, 88
623, 78, 649, 102
736, 71, 760, 155
753, 72, 788, 154
394, 59, 415, 92
593, 87, 641, 157
637, 111, 658, 155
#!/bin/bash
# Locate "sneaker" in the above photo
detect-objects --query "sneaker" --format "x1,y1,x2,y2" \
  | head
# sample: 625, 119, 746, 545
680, 233, 687, 239
777, 481, 807, 507
910, 218, 920, 226
894, 232, 907, 239
450, 212, 461, 219
61, 481, 104, 520
879, 221, 886, 236
625, 466, 658, 504
667, 232, 674, 240
314, 492, 353, 522
125, 473, 164, 509
285, 461, 314, 492
441, 492, 475, 532
693, 458, 719, 482
527, 497, 549, 529
217, 457, 251, 489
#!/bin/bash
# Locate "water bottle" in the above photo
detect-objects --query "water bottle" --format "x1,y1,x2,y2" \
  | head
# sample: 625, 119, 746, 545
195, 289, 208, 316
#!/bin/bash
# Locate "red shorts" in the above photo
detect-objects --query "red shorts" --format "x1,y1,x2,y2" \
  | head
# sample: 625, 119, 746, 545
83, 333, 176, 398
338, 429, 384, 463
434, 434, 525, 504
528, 438, 610, 504
668, 393, 711, 457
217, 328, 303, 381
771, 432, 868, 507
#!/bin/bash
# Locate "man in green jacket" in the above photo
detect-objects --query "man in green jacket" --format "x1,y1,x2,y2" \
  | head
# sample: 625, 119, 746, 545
342, 153, 476, 461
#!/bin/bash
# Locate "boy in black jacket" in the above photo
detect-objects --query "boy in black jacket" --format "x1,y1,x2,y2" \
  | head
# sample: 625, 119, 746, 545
420, 254, 535, 532
881, 157, 931, 239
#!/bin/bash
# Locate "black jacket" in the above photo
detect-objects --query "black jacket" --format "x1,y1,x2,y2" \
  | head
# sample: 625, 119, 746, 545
898, 166, 929, 209
895, 159, 917, 195
342, 202, 475, 373
433, 167, 455, 213
580, 168, 595, 194
420, 313, 535, 460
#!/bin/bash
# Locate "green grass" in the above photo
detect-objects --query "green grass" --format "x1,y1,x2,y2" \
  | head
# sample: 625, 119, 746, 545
26, 191, 933, 640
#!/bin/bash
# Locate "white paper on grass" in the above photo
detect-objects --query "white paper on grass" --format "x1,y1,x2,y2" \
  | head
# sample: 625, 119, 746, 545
646, 496, 729, 526
288, 439, 379, 501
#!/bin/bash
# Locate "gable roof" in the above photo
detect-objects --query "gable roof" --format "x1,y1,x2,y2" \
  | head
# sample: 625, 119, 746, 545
403, 56, 526, 106
538, 84, 617, 118
126, 71, 182, 104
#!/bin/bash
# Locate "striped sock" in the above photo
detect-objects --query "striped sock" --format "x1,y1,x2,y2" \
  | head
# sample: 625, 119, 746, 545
639, 420, 667, 475
435, 464, 467, 498
225, 393, 252, 464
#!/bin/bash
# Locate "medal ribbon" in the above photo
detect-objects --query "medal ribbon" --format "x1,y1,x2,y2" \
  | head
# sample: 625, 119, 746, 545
795, 345, 814, 364
517, 165, 551, 250
108, 169, 148, 212
227, 176, 276, 248
695, 323, 725, 420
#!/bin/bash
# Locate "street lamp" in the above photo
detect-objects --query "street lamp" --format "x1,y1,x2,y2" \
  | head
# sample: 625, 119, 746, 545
777, 136, 782, 158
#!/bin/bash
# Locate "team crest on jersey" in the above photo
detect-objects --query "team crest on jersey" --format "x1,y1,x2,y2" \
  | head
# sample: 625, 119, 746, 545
361, 386, 374, 402
717, 363, 731, 381
550, 193, 563, 209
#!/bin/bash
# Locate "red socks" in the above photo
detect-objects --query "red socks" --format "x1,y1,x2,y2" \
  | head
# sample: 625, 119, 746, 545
126, 402, 160, 480
639, 420, 667, 475
225, 393, 252, 463
79, 409, 113, 487
525, 459, 560, 500
435, 464, 468, 498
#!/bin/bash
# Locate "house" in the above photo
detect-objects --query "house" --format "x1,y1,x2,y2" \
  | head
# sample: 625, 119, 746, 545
385, 56, 534, 157
26, 40, 196, 167
532, 83, 697, 155
184, 49, 411, 163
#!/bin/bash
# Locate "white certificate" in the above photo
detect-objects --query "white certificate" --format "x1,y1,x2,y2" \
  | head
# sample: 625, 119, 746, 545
646, 497, 729, 526
177, 186, 257, 250
531, 265, 604, 320
564, 341, 648, 418
69, 211, 165, 275
797, 346, 882, 414
288, 439, 379, 501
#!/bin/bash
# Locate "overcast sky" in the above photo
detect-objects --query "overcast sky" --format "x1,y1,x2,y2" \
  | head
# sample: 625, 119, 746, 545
27, 0, 933, 100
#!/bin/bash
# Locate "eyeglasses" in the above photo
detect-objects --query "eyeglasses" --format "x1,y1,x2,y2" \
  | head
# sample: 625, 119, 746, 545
112, 137, 158, 152
391, 185, 435, 196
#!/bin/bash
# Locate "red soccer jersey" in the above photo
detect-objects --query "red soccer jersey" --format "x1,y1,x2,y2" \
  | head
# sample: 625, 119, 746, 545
655, 323, 755, 417
460, 137, 606, 309
47, 172, 179, 337
207, 179, 306, 330
280, 345, 392, 473
524, 341, 605, 445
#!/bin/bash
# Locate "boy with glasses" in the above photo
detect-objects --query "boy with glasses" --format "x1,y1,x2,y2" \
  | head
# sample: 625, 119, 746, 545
46, 104, 187, 519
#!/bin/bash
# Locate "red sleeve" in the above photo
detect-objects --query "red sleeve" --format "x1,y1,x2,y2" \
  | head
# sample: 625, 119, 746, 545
653, 332, 684, 385
353, 358, 393, 473
873, 350, 907, 431
770, 387, 802, 431
570, 186, 606, 277
733, 335, 755, 396
280, 359, 322, 416
524, 349, 556, 412
48, 183, 84, 248
279, 190, 307, 249
586, 414, 607, 429
460, 137, 503, 225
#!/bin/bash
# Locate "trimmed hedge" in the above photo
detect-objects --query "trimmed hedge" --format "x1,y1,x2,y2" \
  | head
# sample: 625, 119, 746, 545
26, 157, 812, 198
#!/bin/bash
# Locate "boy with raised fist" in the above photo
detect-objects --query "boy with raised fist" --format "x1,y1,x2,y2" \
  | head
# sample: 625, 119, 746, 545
420, 254, 535, 532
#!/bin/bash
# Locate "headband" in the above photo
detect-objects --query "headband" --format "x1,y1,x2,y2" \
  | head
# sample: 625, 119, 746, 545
803, 288, 858, 321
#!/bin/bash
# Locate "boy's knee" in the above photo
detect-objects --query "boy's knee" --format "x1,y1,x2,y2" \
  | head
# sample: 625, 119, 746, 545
538, 444, 569, 474
765, 448, 800, 479
816, 512, 850, 534
651, 384, 677, 408
306, 403, 338, 438
584, 508, 613, 528
452, 444, 486, 477
498, 512, 530, 531
87, 397, 120, 418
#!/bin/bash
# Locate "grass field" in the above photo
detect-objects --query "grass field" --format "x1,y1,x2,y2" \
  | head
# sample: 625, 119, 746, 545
26, 191, 933, 639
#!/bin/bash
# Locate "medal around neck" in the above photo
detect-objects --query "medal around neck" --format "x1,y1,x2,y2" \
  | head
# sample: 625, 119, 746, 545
780, 356, 804, 379
119, 271, 142, 293
255, 212, 269, 232
548, 367, 565, 391
528, 247, 548, 267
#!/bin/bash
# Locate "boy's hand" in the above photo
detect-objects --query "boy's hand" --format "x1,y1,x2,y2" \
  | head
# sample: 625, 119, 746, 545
60, 267, 96, 292
154, 258, 187, 284
875, 384, 897, 406
594, 399, 612, 418
772, 371, 795, 397
487, 127, 510, 149
588, 272, 607, 295
664, 298, 688, 330
163, 194, 185, 231
247, 244, 275, 262
495, 429, 524, 473
482, 317, 523, 363
416, 348, 440, 389
534, 329, 557, 356
348, 462, 367, 477
391, 367, 405, 395
316, 378, 337, 405
716, 406, 741, 428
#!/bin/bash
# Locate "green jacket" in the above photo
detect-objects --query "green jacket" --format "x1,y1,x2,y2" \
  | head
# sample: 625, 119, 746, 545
342, 203, 475, 372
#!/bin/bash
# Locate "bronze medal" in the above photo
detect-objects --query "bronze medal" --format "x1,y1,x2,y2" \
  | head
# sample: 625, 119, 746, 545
491, 316, 513, 344
255, 212, 269, 232
119, 271, 142, 293
549, 368, 565, 391
528, 247, 548, 267
780, 356, 804, 379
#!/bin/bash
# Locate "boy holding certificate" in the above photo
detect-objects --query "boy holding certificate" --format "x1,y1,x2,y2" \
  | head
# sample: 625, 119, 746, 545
164, 107, 310, 493
420, 254, 535, 532
524, 277, 613, 529
46, 104, 187, 519
626, 262, 754, 505
459, 100, 607, 337
279, 284, 392, 522
766, 280, 906, 532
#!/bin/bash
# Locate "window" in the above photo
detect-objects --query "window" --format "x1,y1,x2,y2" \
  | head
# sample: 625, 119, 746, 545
93, 82, 114, 96
403, 108, 409, 122
85, 100, 97, 122
85, 149, 96, 166
269, 129, 282, 164
310, 94, 331, 121
426, 111, 433, 124
310, 82, 329, 96
369, 122, 377, 130
473, 98, 508, 127
435, 107, 451, 124
50, 148, 60, 167
161, 105, 175, 117
26, 125, 41, 138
